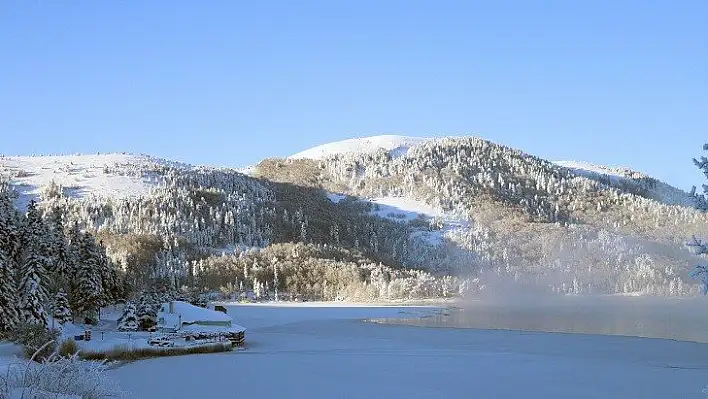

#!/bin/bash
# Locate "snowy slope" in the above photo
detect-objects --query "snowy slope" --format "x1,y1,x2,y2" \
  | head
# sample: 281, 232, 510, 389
325, 193, 469, 246
369, 196, 445, 220
0, 153, 188, 209
554, 160, 695, 207
289, 135, 433, 160
554, 161, 648, 180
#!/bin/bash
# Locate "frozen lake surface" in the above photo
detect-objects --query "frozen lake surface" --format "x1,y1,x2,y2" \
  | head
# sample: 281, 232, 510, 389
373, 296, 708, 343
108, 301, 708, 398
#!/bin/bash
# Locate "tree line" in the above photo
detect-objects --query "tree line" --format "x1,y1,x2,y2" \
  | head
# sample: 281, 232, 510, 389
0, 186, 122, 332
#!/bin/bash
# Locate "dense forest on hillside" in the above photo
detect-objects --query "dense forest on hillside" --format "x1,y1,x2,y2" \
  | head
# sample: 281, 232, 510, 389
1, 137, 706, 312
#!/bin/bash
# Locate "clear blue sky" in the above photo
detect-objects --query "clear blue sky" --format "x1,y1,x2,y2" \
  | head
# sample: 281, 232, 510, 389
1, 1, 706, 190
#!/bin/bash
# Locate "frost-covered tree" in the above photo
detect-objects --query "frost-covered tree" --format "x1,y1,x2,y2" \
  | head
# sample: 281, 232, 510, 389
46, 209, 72, 292
136, 296, 157, 330
0, 241, 20, 332
52, 290, 72, 326
70, 232, 103, 324
117, 302, 139, 331
0, 190, 21, 331
18, 201, 50, 327
688, 144, 708, 293
691, 144, 708, 211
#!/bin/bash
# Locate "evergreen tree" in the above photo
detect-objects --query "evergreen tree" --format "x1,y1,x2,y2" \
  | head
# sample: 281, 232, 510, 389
47, 209, 72, 292
136, 297, 157, 331
52, 290, 72, 325
18, 201, 50, 327
0, 240, 19, 331
689, 143, 708, 292
117, 302, 139, 331
0, 190, 20, 331
70, 232, 102, 324
96, 241, 120, 307
691, 143, 708, 211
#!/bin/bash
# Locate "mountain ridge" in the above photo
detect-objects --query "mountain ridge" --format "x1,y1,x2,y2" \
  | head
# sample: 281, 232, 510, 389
1, 136, 703, 298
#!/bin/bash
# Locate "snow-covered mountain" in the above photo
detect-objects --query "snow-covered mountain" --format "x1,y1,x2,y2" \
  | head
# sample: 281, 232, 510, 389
2, 135, 705, 298
258, 135, 707, 296
291, 135, 694, 209
289, 135, 433, 160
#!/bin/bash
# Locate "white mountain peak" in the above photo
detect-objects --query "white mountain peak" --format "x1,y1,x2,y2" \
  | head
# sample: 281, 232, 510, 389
289, 135, 434, 160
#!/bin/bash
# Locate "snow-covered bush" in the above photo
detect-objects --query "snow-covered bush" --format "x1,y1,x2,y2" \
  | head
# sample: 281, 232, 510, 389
0, 353, 123, 399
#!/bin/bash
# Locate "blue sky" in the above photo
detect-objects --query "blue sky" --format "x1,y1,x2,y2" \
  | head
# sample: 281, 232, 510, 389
1, 1, 706, 190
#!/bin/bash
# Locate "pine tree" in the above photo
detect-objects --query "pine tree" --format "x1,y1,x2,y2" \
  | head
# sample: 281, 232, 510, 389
0, 191, 20, 331
70, 232, 102, 324
0, 242, 19, 331
90, 235, 118, 308
688, 143, 708, 293
117, 302, 139, 331
52, 290, 72, 325
691, 143, 708, 211
136, 297, 157, 331
47, 209, 72, 292
18, 201, 50, 327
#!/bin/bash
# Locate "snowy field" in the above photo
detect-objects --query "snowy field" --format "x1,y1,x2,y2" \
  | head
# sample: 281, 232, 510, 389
0, 154, 180, 209
108, 302, 708, 398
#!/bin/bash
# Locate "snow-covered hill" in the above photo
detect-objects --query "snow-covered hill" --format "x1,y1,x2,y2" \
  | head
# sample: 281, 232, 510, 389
289, 135, 694, 208
2, 137, 704, 298
0, 153, 189, 208
289, 135, 433, 160
554, 160, 695, 207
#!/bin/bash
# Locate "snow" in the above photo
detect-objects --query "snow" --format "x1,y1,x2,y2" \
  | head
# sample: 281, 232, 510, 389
237, 164, 257, 176
289, 135, 432, 160
369, 196, 444, 220
164, 301, 232, 324
0, 153, 188, 209
554, 160, 635, 179
107, 302, 708, 398
554, 160, 695, 207
9, 388, 80, 399
326, 192, 348, 204
367, 196, 470, 245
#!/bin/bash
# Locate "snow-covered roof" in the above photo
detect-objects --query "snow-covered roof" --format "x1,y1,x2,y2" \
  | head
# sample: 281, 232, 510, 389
166, 301, 232, 323
181, 323, 247, 334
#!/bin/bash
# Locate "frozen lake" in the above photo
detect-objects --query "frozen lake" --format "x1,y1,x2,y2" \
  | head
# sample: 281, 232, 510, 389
373, 296, 708, 343
108, 301, 708, 398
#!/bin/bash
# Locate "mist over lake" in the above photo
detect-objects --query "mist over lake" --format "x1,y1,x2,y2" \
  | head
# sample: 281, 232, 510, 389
373, 295, 708, 343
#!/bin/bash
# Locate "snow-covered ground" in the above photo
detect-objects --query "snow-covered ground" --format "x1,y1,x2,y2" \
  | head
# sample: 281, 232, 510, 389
369, 196, 445, 221
326, 192, 470, 246
368, 196, 469, 246
289, 135, 432, 160
108, 302, 708, 398
0, 153, 185, 209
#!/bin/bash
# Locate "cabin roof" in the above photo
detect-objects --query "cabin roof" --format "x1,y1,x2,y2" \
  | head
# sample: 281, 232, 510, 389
164, 301, 232, 323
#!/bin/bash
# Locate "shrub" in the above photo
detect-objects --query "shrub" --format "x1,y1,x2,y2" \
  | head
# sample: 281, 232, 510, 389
79, 342, 232, 362
57, 339, 80, 358
6, 323, 60, 362
0, 353, 123, 398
